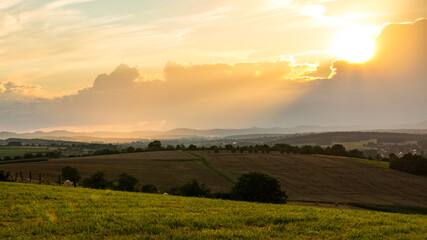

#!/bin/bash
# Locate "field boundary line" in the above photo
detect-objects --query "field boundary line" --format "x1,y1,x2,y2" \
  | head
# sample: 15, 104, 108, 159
185, 151, 235, 184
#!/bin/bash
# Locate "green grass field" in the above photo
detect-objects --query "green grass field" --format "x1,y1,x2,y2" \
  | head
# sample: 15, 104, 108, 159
0, 157, 48, 165
314, 154, 390, 168
1, 182, 426, 239
0, 146, 51, 157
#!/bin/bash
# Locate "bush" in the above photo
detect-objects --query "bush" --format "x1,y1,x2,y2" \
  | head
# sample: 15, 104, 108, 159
61, 166, 81, 187
231, 172, 287, 204
142, 184, 158, 193
0, 169, 11, 181
93, 149, 117, 156
82, 171, 111, 189
116, 173, 139, 191
174, 179, 211, 197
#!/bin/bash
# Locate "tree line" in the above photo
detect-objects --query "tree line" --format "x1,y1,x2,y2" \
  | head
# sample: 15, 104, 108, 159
389, 153, 427, 175
61, 166, 287, 204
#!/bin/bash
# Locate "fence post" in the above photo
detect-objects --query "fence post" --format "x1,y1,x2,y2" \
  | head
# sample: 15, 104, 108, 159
58, 174, 61, 185
39, 174, 41, 184
20, 171, 23, 181
15, 173, 18, 182
29, 172, 32, 182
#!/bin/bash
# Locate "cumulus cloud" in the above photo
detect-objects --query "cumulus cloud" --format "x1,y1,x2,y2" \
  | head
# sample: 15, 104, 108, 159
274, 18, 427, 127
0, 57, 314, 131
0, 19, 426, 131
0, 81, 43, 101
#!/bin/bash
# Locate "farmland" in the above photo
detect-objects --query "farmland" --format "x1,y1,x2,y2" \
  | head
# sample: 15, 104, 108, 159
1, 181, 426, 239
2, 150, 426, 207
0, 146, 52, 157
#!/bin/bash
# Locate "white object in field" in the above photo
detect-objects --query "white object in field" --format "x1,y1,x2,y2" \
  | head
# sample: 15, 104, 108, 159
63, 180, 74, 186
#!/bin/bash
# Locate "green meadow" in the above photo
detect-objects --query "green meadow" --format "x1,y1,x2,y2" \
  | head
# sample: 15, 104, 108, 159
315, 154, 390, 168
1, 182, 426, 239
0, 147, 51, 157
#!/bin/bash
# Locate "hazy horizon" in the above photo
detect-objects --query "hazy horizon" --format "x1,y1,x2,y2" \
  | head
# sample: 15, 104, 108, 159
1, 1, 426, 132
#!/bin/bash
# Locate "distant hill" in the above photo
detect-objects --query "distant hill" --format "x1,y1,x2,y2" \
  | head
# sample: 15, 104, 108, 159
1, 120, 427, 143
238, 132, 427, 146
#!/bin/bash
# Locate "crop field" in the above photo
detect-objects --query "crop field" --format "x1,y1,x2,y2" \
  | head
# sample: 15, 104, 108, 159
0, 151, 233, 192
0, 182, 426, 239
1, 150, 426, 207
197, 151, 426, 207
0, 146, 51, 157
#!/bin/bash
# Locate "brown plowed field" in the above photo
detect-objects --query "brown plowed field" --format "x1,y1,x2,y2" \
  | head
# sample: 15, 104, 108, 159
3, 150, 427, 207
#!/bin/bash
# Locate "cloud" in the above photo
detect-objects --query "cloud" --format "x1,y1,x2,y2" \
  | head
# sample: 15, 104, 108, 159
274, 19, 427, 127
0, 19, 426, 132
45, 0, 95, 9
0, 58, 313, 131
0, 81, 43, 101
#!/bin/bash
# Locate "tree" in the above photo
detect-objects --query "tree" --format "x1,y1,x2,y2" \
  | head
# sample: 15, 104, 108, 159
61, 166, 81, 187
329, 144, 346, 156
390, 153, 427, 175
177, 179, 211, 197
7, 141, 22, 146
116, 173, 139, 191
231, 172, 287, 204
188, 144, 198, 150
147, 140, 162, 150
82, 171, 111, 189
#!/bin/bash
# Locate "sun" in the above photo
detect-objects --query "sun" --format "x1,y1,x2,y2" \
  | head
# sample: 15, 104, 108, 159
332, 25, 377, 63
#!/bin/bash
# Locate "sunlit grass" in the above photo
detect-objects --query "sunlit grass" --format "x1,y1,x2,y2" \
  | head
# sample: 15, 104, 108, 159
1, 182, 426, 239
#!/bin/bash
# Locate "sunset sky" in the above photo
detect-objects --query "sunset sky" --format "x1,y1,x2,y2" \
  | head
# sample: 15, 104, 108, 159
0, 0, 426, 132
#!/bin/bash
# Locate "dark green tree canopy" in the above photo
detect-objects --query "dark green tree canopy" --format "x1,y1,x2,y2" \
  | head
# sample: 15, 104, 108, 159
141, 184, 158, 193
61, 166, 81, 187
82, 171, 111, 189
231, 172, 287, 204
177, 179, 211, 197
148, 140, 162, 150
116, 173, 139, 191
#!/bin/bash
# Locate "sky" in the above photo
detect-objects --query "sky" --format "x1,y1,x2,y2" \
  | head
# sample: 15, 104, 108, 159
0, 0, 426, 132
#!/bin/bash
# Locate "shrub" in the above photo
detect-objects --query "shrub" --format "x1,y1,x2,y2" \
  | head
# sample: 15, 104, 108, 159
61, 166, 81, 187
0, 169, 11, 181
231, 172, 287, 204
142, 184, 158, 193
116, 173, 139, 191
175, 179, 211, 197
82, 171, 111, 189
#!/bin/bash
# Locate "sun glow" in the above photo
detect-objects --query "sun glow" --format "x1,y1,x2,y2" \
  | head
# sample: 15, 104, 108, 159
332, 25, 377, 63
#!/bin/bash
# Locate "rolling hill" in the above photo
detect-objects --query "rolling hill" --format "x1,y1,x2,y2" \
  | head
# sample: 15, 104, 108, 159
1, 181, 426, 239
2, 150, 426, 207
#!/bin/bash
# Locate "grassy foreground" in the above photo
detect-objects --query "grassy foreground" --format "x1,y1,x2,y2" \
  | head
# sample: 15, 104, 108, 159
1, 182, 426, 239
